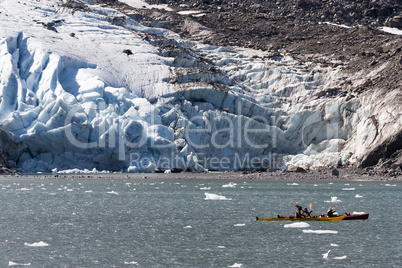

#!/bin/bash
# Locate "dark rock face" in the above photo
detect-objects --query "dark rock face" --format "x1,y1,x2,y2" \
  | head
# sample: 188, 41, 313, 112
332, 168, 340, 176
360, 130, 402, 167
0, 130, 25, 174
385, 15, 402, 28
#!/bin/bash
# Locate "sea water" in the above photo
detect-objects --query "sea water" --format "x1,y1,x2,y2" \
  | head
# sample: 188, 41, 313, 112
0, 175, 400, 267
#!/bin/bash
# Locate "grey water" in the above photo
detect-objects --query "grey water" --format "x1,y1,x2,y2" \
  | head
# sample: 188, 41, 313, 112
0, 176, 400, 267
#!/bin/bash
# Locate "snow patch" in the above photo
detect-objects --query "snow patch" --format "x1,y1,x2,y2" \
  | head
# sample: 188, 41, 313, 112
322, 22, 353, 28
119, 0, 173, 11
378, 27, 402, 35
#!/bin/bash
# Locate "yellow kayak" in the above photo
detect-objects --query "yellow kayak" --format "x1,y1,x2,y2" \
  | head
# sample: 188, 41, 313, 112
256, 215, 347, 222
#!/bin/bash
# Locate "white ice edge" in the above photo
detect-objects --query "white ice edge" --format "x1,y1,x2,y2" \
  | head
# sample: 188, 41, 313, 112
119, 0, 173, 11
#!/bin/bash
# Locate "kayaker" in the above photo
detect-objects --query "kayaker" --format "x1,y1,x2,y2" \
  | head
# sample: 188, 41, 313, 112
295, 205, 303, 218
302, 207, 311, 217
327, 207, 335, 217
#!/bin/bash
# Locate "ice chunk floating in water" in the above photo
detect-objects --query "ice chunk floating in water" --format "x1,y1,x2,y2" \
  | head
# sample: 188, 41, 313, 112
325, 196, 342, 203
284, 222, 310, 228
303, 230, 338, 234
200, 187, 211, 190
24, 241, 49, 247
355, 194, 363, 198
333, 256, 347, 260
9, 261, 30, 266
222, 182, 237, 188
322, 250, 331, 259
124, 261, 139, 265
204, 193, 232, 200
228, 263, 243, 268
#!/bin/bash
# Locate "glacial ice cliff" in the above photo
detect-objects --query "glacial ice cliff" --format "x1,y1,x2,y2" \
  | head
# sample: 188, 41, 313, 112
0, 0, 400, 173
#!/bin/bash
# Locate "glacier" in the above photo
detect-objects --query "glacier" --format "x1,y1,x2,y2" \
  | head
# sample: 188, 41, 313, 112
0, 0, 400, 173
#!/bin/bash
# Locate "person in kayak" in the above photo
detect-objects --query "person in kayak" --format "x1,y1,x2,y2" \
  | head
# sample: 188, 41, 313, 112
295, 205, 303, 218
327, 207, 335, 217
302, 207, 311, 217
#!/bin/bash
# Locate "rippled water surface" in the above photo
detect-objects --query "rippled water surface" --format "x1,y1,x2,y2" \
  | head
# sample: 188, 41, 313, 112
0, 175, 400, 267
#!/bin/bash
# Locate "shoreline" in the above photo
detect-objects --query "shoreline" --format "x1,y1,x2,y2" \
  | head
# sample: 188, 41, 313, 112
1, 167, 401, 181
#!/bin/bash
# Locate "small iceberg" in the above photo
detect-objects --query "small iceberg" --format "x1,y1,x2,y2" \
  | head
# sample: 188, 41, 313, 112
228, 263, 242, 268
24, 241, 49, 247
217, 246, 226, 248
183, 226, 192, 229
287, 183, 299, 186
342, 188, 355, 191
330, 243, 339, 247
107, 191, 119, 195
355, 194, 363, 198
284, 222, 309, 228
234, 223, 245, 227
322, 250, 331, 259
9, 262, 30, 266
124, 261, 138, 265
204, 193, 232, 200
222, 182, 236, 188
333, 256, 347, 260
325, 196, 342, 203
85, 190, 93, 193
302, 230, 338, 234
200, 187, 211, 190
385, 184, 396, 187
